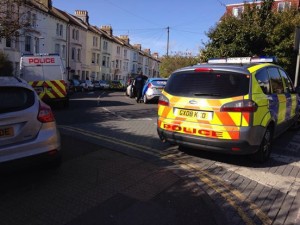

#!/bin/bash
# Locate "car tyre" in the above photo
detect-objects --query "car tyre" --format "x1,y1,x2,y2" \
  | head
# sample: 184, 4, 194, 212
290, 113, 300, 130
252, 127, 273, 163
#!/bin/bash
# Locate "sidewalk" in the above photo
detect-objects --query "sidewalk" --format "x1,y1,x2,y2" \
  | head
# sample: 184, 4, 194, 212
62, 134, 228, 225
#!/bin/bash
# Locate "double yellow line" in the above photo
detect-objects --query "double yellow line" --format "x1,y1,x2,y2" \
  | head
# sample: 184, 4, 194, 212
59, 125, 272, 225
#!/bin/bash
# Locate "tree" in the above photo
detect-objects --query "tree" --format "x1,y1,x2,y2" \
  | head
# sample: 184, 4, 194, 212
200, 0, 300, 79
159, 53, 199, 78
0, 51, 13, 76
0, 0, 30, 39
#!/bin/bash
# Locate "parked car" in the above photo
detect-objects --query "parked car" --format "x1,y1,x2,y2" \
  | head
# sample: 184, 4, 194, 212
99, 80, 110, 89
80, 80, 94, 91
125, 79, 136, 98
142, 78, 168, 103
68, 79, 83, 93
109, 80, 124, 90
0, 76, 61, 166
157, 56, 300, 163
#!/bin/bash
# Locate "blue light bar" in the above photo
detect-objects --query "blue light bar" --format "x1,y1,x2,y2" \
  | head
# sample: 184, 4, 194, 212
208, 56, 277, 64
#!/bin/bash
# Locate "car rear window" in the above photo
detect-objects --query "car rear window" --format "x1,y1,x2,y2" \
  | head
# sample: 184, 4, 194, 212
151, 80, 167, 87
0, 87, 35, 113
164, 71, 250, 98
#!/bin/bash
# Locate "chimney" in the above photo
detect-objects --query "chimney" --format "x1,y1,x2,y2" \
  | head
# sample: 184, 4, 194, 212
133, 44, 141, 51
152, 52, 159, 59
143, 48, 151, 55
101, 25, 113, 36
119, 35, 130, 44
75, 10, 89, 24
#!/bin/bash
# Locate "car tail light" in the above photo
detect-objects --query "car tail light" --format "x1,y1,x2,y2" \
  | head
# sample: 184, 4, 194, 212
38, 101, 55, 123
148, 83, 153, 88
158, 95, 169, 106
220, 100, 257, 112
194, 68, 213, 72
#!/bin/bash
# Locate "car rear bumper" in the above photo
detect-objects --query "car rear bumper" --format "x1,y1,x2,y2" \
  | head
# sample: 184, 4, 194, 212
157, 128, 259, 155
0, 123, 61, 163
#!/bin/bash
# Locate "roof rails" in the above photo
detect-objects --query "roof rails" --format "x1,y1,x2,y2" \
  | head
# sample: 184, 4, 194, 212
207, 56, 277, 64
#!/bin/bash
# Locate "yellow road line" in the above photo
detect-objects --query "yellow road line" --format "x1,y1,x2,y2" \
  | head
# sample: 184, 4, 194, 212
59, 125, 271, 225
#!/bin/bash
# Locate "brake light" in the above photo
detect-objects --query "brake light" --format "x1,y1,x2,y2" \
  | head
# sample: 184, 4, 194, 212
37, 101, 55, 123
148, 83, 153, 88
194, 68, 213, 72
158, 95, 169, 106
220, 100, 257, 112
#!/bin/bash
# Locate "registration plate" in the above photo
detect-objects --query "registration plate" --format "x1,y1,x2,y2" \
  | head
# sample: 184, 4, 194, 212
0, 127, 14, 138
175, 108, 213, 120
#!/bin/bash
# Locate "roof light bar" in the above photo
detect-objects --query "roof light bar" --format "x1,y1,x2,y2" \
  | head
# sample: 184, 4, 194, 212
208, 56, 277, 64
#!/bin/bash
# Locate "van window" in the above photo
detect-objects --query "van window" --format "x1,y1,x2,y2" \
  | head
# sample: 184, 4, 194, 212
164, 71, 249, 98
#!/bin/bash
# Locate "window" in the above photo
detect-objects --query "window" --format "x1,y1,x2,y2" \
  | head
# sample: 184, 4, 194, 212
93, 36, 98, 47
34, 38, 39, 53
71, 48, 76, 60
92, 53, 96, 63
255, 68, 270, 94
103, 41, 108, 51
124, 49, 127, 58
96, 54, 100, 64
56, 23, 60, 36
76, 30, 79, 40
32, 14, 37, 28
232, 6, 244, 17
117, 46, 121, 54
279, 69, 294, 93
77, 49, 81, 62
267, 67, 284, 94
102, 56, 106, 66
6, 38, 11, 48
59, 24, 63, 36
25, 36, 31, 52
62, 45, 66, 58
55, 44, 60, 54
278, 1, 291, 12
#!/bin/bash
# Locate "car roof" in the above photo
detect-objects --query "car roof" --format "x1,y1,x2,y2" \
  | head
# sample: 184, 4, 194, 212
0, 76, 33, 89
172, 63, 274, 75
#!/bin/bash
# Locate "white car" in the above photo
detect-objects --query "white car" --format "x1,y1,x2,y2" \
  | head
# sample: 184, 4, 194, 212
80, 80, 94, 91
0, 76, 61, 166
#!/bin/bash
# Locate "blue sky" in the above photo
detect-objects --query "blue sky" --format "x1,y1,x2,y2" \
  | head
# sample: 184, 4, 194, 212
52, 0, 240, 56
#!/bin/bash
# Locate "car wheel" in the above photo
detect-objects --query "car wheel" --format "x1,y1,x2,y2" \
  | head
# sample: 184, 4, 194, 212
143, 95, 148, 104
252, 127, 273, 163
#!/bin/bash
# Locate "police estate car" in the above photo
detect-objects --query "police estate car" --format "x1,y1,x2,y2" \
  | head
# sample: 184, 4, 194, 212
157, 57, 300, 162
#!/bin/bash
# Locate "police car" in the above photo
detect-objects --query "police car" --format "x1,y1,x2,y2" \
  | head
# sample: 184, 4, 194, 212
157, 57, 300, 162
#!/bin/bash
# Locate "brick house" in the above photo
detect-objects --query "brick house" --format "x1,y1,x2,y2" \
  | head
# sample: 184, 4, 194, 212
225, 0, 300, 17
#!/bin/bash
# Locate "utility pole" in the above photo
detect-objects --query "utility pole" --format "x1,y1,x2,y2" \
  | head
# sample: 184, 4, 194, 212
166, 26, 169, 57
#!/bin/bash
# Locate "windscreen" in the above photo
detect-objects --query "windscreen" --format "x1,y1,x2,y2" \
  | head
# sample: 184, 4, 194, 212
164, 71, 250, 98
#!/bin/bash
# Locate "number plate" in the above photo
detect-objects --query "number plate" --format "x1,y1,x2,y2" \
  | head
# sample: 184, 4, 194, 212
0, 127, 14, 138
175, 108, 213, 120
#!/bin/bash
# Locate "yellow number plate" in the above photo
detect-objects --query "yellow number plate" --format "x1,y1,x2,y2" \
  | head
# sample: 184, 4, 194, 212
175, 108, 212, 120
0, 127, 14, 138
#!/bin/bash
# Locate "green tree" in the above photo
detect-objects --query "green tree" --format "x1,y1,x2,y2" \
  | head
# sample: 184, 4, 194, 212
159, 53, 199, 77
200, 0, 300, 79
0, 51, 13, 76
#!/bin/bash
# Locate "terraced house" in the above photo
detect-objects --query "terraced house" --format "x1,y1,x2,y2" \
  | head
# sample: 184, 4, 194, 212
0, 0, 160, 81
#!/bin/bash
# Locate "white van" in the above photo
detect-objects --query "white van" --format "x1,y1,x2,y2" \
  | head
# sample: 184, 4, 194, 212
19, 53, 69, 107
